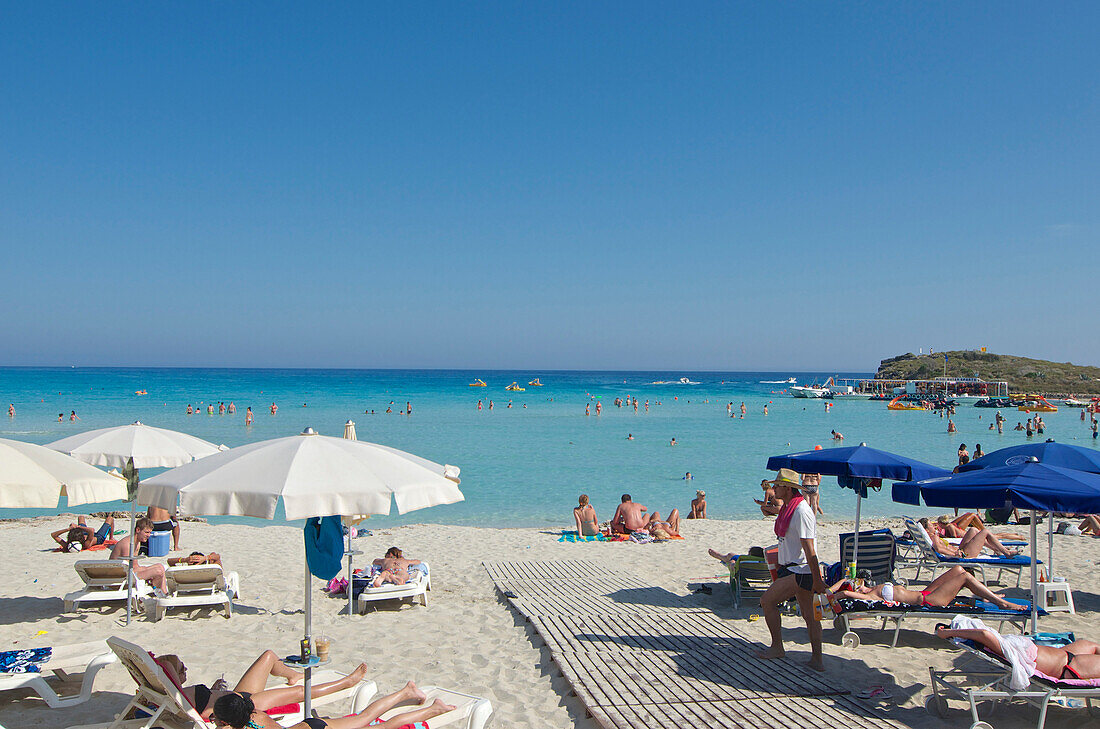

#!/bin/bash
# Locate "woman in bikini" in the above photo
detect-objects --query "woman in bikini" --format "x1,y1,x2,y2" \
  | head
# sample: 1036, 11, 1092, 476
573, 494, 599, 536
933, 513, 1026, 541
919, 518, 1021, 558
827, 565, 1027, 611
370, 547, 421, 587
211, 683, 455, 729
935, 625, 1100, 680
159, 650, 369, 722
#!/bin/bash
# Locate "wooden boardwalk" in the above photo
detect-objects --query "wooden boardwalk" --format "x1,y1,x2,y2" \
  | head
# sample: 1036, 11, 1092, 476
484, 559, 905, 729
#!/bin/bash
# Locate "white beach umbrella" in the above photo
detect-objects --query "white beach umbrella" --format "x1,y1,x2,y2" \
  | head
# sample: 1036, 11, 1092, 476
343, 420, 357, 441
47, 422, 223, 624
138, 427, 464, 716
0, 437, 128, 508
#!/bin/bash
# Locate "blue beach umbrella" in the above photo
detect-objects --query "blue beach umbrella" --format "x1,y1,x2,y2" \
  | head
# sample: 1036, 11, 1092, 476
959, 440, 1100, 474
767, 444, 949, 567
893, 459, 1100, 632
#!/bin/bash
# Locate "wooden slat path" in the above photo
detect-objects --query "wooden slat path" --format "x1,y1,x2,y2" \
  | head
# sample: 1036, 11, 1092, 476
484, 560, 905, 729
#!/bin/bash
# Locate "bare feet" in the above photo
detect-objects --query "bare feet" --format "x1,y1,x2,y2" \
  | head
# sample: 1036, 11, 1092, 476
755, 647, 785, 660
348, 662, 369, 684
404, 681, 427, 703
807, 658, 825, 672
428, 699, 456, 715
708, 549, 735, 565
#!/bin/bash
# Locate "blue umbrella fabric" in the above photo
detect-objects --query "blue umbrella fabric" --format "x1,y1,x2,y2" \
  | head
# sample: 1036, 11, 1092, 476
892, 461, 1100, 513
767, 445, 949, 483
958, 440, 1100, 474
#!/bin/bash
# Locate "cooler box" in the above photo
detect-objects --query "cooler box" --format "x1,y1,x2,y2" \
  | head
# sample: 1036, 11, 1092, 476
765, 546, 779, 581
147, 530, 171, 557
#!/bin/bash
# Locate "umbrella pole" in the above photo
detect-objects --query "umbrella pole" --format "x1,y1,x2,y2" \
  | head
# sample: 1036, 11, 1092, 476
852, 493, 862, 570
1030, 510, 1038, 635
125, 459, 137, 626
1047, 512, 1054, 579
304, 556, 313, 718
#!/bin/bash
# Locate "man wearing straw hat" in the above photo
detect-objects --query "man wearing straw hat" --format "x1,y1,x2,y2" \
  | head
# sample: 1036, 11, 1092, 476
756, 468, 827, 671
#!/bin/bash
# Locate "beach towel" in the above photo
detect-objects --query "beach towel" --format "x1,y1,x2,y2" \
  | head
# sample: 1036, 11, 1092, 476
304, 516, 344, 581
774, 495, 805, 538
951, 615, 1035, 690
558, 531, 608, 543
0, 647, 51, 673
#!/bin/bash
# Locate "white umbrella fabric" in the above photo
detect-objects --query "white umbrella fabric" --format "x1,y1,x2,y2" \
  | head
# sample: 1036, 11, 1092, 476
0, 437, 128, 507
138, 427, 464, 716
48, 422, 223, 624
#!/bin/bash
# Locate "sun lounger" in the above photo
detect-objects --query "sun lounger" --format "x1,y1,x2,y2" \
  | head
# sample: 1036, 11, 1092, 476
374, 685, 492, 729
0, 640, 116, 708
832, 596, 1041, 649
146, 564, 239, 622
64, 636, 377, 729
356, 562, 431, 613
901, 516, 1039, 587
63, 560, 153, 613
928, 631, 1100, 729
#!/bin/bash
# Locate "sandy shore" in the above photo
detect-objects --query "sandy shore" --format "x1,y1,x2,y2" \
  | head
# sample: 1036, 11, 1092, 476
2, 515, 1099, 728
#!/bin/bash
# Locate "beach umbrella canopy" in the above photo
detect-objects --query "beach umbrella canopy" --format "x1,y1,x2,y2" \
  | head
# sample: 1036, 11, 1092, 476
138, 429, 464, 520
137, 427, 463, 717
767, 444, 949, 482
47, 422, 224, 469
891, 461, 1100, 513
48, 422, 223, 625
0, 437, 128, 508
343, 420, 357, 441
767, 444, 949, 567
958, 441, 1100, 474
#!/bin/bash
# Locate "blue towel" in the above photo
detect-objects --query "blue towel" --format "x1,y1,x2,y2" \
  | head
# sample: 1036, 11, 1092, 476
0, 648, 51, 673
304, 516, 344, 581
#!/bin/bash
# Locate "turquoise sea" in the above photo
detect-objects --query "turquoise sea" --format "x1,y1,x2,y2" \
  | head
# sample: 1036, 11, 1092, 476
2, 368, 1096, 528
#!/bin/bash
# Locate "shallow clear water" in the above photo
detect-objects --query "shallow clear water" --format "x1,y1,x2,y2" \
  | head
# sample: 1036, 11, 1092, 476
2, 367, 1095, 528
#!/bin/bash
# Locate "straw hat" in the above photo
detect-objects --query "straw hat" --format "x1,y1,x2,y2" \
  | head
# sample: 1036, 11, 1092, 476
768, 468, 801, 488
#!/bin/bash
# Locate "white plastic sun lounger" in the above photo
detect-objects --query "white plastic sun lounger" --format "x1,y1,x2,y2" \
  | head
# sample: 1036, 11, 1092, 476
374, 686, 492, 729
356, 562, 431, 613
0, 640, 116, 708
902, 516, 1038, 587
65, 636, 378, 729
64, 560, 153, 613
146, 564, 239, 622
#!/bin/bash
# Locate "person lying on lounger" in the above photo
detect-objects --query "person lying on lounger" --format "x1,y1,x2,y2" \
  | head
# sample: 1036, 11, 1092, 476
370, 547, 422, 587
212, 681, 455, 729
933, 513, 1027, 541
51, 516, 115, 552
935, 624, 1100, 680
159, 650, 368, 723
918, 518, 1021, 558
167, 551, 223, 567
827, 565, 1028, 611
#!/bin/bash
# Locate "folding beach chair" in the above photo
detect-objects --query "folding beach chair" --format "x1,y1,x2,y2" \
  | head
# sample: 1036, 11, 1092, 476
64, 636, 377, 729
902, 516, 1038, 587
0, 640, 116, 708
928, 631, 1100, 729
147, 564, 239, 621
356, 562, 430, 613
64, 560, 153, 613
728, 556, 773, 609
839, 529, 898, 587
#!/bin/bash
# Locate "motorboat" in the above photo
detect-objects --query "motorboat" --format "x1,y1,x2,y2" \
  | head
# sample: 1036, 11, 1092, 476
1063, 398, 1089, 407
469, 379, 487, 387
505, 382, 525, 392
790, 385, 829, 398
1019, 396, 1058, 413
887, 396, 926, 411
527, 378, 544, 387
827, 384, 872, 400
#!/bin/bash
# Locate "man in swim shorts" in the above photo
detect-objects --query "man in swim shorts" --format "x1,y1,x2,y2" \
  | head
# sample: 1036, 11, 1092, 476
51, 516, 115, 552
148, 505, 181, 551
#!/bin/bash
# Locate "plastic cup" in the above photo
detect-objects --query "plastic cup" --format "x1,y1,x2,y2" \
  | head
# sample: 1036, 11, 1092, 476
315, 635, 331, 662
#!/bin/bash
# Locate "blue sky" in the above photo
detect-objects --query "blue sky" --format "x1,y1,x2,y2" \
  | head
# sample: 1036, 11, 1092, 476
2, 3, 1097, 371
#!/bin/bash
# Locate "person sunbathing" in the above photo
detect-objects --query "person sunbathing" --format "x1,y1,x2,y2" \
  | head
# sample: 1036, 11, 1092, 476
51, 516, 115, 552
370, 547, 422, 587
1078, 514, 1100, 535
933, 513, 1026, 541
212, 681, 455, 729
573, 494, 599, 536
158, 651, 367, 722
919, 518, 1021, 558
753, 479, 783, 517
935, 624, 1100, 680
168, 551, 223, 567
646, 510, 681, 539
828, 565, 1027, 611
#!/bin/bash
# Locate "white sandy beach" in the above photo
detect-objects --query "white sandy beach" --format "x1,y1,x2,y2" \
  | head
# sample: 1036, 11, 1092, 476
2, 515, 1099, 729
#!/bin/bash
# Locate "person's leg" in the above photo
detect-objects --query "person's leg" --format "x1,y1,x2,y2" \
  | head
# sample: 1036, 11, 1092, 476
978, 529, 1015, 556
756, 576, 797, 659
135, 563, 168, 592
708, 549, 735, 566
235, 650, 303, 693
172, 521, 181, 551
77, 516, 89, 526
316, 698, 455, 729
793, 585, 824, 671
934, 626, 1005, 656
252, 663, 369, 710
666, 509, 680, 533
104, 516, 115, 539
